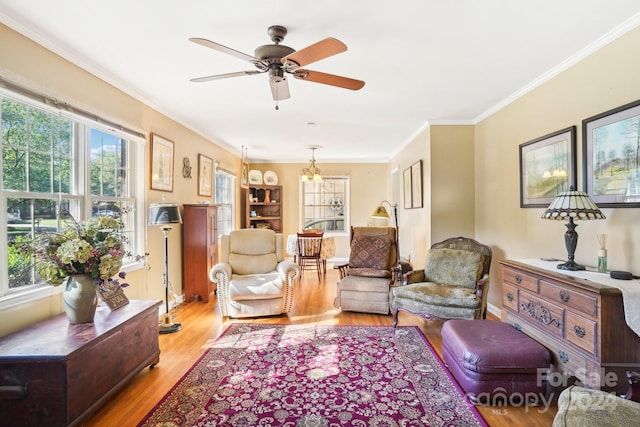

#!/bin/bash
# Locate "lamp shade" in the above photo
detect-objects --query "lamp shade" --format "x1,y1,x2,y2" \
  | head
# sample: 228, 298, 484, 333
148, 203, 182, 226
541, 189, 605, 221
371, 205, 390, 218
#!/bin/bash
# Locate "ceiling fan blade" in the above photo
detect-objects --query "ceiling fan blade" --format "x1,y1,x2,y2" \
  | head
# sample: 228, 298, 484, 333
189, 37, 267, 69
281, 38, 347, 71
190, 70, 263, 83
270, 76, 290, 101
293, 69, 365, 90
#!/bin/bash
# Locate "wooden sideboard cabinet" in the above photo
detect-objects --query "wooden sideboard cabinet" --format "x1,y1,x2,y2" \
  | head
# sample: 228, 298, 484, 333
182, 203, 218, 303
0, 299, 161, 426
500, 259, 640, 394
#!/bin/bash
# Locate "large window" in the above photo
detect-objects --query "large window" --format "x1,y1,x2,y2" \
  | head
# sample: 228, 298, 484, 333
215, 169, 235, 238
1, 95, 144, 302
300, 177, 349, 233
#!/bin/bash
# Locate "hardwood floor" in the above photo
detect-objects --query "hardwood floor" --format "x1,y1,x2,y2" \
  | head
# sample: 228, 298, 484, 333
85, 266, 557, 426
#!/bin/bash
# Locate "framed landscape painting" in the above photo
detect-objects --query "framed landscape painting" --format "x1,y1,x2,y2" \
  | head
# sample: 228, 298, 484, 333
519, 126, 576, 207
583, 99, 640, 207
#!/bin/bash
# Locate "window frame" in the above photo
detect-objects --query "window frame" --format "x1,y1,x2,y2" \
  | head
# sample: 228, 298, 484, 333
299, 176, 350, 235
0, 91, 146, 309
214, 168, 235, 239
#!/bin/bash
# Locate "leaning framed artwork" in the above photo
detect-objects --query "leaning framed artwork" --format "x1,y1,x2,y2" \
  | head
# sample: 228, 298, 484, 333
519, 126, 576, 207
411, 160, 423, 208
403, 167, 412, 209
198, 154, 213, 197
583, 99, 640, 207
150, 133, 175, 192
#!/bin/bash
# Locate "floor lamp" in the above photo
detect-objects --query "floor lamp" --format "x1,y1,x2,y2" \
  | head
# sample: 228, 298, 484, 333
148, 203, 183, 334
371, 200, 402, 283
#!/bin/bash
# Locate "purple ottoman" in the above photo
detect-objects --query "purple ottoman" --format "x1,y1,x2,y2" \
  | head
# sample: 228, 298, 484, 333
441, 319, 550, 404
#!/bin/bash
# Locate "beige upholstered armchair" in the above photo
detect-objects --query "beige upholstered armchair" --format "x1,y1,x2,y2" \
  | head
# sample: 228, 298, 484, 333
392, 236, 491, 326
209, 229, 300, 318
334, 226, 398, 314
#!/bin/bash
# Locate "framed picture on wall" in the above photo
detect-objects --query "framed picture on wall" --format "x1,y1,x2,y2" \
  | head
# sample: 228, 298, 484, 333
240, 160, 250, 189
403, 167, 412, 209
150, 133, 174, 192
411, 160, 423, 208
198, 154, 213, 197
583, 99, 640, 207
519, 126, 576, 207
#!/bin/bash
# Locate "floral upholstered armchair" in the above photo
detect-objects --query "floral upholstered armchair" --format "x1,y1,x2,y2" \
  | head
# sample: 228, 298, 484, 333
209, 229, 300, 318
334, 226, 398, 315
391, 236, 492, 326
553, 371, 640, 427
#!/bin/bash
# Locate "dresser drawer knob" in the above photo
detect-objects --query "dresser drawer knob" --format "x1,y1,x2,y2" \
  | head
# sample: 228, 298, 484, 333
515, 274, 523, 284
573, 325, 586, 338
559, 290, 570, 303
507, 293, 514, 302
558, 350, 570, 363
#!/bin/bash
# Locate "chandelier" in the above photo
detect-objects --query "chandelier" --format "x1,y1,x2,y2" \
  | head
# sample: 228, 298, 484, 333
300, 146, 322, 182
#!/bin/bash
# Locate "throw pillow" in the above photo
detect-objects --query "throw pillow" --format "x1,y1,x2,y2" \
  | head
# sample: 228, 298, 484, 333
348, 235, 391, 270
424, 248, 484, 289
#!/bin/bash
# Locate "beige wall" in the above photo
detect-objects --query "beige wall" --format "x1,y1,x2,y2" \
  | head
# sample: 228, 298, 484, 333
475, 26, 640, 312
431, 125, 475, 244
389, 125, 476, 269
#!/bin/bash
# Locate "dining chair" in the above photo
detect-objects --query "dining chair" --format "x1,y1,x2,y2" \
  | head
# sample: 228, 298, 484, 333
296, 231, 324, 280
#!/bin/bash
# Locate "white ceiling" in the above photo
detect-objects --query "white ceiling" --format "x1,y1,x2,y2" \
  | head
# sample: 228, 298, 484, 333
2, 1, 640, 163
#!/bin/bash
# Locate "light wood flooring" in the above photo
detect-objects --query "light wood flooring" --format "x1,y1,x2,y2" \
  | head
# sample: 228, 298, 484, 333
85, 266, 557, 426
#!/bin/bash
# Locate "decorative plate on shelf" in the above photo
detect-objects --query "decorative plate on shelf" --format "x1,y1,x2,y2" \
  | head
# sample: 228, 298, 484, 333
264, 170, 278, 185
248, 170, 262, 185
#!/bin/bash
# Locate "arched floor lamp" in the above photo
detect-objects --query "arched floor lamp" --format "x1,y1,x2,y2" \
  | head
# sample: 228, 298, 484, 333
148, 203, 183, 334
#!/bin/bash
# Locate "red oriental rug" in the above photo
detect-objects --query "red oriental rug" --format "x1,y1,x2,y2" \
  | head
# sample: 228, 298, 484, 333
138, 323, 487, 427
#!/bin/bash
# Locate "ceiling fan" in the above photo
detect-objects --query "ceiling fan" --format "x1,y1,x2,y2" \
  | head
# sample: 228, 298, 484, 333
189, 25, 365, 108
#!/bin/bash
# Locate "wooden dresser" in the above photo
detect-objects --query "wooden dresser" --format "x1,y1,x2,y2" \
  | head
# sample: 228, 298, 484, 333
0, 299, 161, 426
500, 259, 640, 394
182, 203, 218, 302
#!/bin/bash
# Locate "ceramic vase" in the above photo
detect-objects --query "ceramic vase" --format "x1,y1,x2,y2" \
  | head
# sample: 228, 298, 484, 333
63, 275, 98, 324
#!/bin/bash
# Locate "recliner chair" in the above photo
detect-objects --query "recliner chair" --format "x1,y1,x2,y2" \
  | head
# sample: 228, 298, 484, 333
209, 229, 300, 318
334, 226, 398, 314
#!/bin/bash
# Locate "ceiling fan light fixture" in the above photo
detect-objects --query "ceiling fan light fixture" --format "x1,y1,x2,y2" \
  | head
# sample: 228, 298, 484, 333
189, 26, 364, 105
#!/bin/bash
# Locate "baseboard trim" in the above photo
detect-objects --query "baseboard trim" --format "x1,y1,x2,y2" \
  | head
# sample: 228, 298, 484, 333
487, 302, 501, 319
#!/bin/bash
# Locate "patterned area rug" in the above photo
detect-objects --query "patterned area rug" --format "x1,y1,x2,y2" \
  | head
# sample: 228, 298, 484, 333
138, 323, 487, 426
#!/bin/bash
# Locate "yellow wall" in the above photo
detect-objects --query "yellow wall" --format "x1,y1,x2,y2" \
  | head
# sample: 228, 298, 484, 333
475, 26, 640, 311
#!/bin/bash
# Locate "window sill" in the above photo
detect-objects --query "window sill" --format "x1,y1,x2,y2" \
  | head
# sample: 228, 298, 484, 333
0, 261, 146, 311
0, 284, 62, 311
